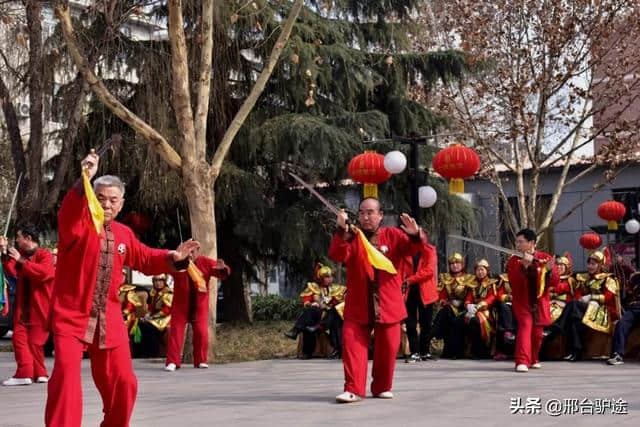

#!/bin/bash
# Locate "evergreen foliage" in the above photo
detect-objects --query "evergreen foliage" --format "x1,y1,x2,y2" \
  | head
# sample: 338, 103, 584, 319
74, 1, 477, 298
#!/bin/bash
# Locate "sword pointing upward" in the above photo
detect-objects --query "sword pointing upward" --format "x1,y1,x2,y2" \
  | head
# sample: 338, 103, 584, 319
448, 234, 549, 263
288, 172, 344, 218
3, 172, 23, 238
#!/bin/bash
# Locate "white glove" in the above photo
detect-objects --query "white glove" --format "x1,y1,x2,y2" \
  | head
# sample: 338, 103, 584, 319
466, 304, 477, 315
588, 300, 600, 308
451, 299, 462, 308
580, 295, 592, 303
465, 311, 475, 320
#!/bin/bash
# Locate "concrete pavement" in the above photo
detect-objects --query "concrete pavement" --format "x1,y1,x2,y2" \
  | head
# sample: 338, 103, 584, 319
0, 352, 638, 426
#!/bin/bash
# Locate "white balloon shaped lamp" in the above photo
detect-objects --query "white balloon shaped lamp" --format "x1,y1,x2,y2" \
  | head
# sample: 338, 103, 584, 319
383, 150, 407, 174
418, 186, 437, 208
625, 218, 640, 234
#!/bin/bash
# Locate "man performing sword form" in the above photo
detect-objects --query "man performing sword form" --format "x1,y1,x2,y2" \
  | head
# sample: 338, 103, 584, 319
450, 229, 558, 372
289, 173, 425, 403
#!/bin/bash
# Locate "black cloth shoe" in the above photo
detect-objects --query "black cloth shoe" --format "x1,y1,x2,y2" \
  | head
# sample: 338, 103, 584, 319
305, 325, 321, 333
405, 353, 420, 363
563, 353, 579, 362
420, 353, 434, 361
299, 353, 312, 360
607, 353, 624, 365
284, 329, 298, 340
328, 350, 341, 360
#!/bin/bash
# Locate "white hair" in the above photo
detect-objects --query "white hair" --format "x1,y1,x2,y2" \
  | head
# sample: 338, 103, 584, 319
93, 175, 125, 196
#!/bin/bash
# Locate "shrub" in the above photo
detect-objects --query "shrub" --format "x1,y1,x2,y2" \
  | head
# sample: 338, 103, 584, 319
252, 294, 300, 321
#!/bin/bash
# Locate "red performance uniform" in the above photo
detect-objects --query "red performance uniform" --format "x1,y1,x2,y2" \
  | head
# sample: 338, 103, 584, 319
329, 226, 422, 398
45, 185, 181, 427
464, 276, 500, 356
549, 274, 578, 323
507, 252, 559, 368
2, 247, 54, 380
166, 256, 231, 368
403, 242, 438, 306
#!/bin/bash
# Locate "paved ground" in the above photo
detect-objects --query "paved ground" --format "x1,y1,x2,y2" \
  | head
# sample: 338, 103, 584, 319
0, 351, 638, 427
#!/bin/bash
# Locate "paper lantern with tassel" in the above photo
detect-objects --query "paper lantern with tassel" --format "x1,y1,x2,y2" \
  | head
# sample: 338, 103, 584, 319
347, 151, 391, 198
432, 143, 480, 193
597, 200, 626, 231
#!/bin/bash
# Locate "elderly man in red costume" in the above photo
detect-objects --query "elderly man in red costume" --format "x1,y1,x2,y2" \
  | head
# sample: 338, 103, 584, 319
45, 152, 199, 427
1, 226, 55, 386
165, 248, 230, 371
506, 228, 558, 373
329, 198, 424, 403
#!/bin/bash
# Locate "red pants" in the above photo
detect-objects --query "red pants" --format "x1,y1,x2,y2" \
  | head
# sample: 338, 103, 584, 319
166, 304, 208, 367
342, 320, 400, 397
12, 320, 48, 379
45, 334, 137, 427
513, 311, 544, 367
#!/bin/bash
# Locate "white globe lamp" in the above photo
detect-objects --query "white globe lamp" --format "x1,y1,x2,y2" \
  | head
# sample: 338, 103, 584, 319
625, 218, 640, 234
383, 150, 407, 174
418, 186, 437, 208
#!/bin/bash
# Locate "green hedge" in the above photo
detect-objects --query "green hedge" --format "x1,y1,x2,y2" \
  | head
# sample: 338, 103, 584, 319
252, 294, 300, 321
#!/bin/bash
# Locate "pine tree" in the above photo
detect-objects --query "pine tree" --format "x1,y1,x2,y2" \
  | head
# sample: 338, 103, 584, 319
72, 1, 476, 322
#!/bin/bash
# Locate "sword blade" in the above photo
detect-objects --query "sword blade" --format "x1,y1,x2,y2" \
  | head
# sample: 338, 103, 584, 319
288, 172, 342, 217
3, 172, 23, 237
448, 234, 525, 258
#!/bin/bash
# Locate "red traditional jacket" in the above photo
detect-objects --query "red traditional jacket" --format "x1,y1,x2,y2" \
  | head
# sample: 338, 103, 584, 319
403, 242, 438, 305
506, 251, 559, 327
328, 227, 422, 325
52, 186, 175, 349
171, 255, 231, 319
2, 247, 55, 340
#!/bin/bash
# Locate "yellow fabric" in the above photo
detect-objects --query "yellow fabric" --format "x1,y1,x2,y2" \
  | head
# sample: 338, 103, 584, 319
538, 264, 547, 298
363, 183, 378, 198
353, 226, 397, 275
83, 169, 104, 234
188, 260, 207, 292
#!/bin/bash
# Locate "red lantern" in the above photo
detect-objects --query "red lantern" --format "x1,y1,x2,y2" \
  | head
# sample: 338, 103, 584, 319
348, 151, 391, 198
579, 232, 602, 250
122, 212, 151, 236
432, 143, 480, 193
597, 200, 626, 231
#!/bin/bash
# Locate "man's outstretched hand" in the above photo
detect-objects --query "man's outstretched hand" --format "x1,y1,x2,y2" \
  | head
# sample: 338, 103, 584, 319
171, 239, 200, 263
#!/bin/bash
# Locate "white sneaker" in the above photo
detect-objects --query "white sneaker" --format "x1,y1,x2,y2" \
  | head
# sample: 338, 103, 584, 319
197, 363, 209, 369
374, 391, 394, 399
164, 363, 177, 372
2, 377, 33, 386
336, 391, 362, 403
531, 363, 542, 369
36, 376, 49, 383
515, 364, 529, 373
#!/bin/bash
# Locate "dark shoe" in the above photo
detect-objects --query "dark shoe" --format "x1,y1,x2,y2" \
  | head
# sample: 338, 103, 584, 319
284, 329, 298, 340
563, 353, 579, 362
405, 353, 420, 363
420, 353, 434, 361
328, 350, 341, 360
299, 353, 312, 360
305, 325, 321, 333
607, 353, 624, 365
503, 331, 516, 343
542, 328, 552, 338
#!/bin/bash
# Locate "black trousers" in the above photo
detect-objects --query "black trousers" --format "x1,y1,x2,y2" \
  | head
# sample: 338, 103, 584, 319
612, 306, 640, 355
405, 285, 434, 355
553, 300, 588, 353
495, 302, 517, 355
430, 304, 465, 358
467, 316, 491, 359
320, 307, 343, 353
131, 321, 164, 358
294, 307, 323, 356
